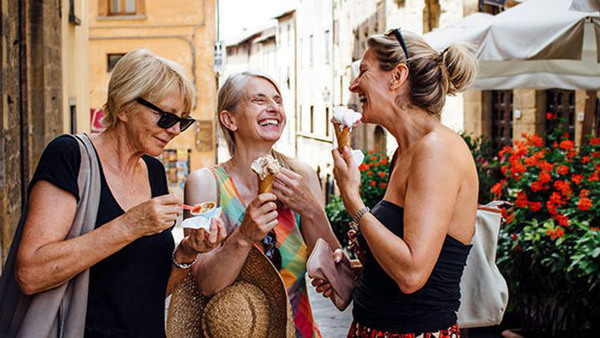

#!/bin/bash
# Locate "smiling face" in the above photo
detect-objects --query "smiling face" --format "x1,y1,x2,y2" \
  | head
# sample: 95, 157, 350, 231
232, 77, 286, 144
123, 92, 187, 156
349, 48, 395, 124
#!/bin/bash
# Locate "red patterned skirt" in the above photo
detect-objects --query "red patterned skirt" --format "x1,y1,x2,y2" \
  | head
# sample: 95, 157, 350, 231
347, 321, 460, 338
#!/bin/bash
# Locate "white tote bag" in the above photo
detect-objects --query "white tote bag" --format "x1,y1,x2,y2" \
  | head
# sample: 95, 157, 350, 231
458, 201, 509, 328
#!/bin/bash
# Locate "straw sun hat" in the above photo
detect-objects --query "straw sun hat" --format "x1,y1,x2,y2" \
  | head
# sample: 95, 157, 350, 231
166, 246, 296, 338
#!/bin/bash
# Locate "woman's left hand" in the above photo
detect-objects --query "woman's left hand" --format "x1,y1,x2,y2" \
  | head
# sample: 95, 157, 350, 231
332, 146, 362, 211
272, 168, 319, 215
178, 217, 227, 258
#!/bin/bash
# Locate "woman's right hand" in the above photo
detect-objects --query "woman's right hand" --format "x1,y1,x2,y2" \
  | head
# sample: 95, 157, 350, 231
120, 194, 182, 239
311, 249, 346, 298
237, 193, 279, 244
348, 229, 367, 265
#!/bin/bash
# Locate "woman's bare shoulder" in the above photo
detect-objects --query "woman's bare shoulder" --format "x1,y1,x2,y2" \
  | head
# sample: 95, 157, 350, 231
185, 167, 218, 203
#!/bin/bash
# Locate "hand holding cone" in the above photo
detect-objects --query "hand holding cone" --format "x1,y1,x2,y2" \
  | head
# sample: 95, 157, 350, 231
251, 154, 281, 193
331, 107, 361, 151
334, 123, 351, 151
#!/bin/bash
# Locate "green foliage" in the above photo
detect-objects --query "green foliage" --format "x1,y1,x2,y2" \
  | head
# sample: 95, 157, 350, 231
460, 132, 503, 204
490, 122, 600, 335
325, 151, 389, 247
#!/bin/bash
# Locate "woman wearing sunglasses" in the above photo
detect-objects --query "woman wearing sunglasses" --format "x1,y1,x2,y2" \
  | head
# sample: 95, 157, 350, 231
313, 29, 479, 337
12, 49, 226, 337
184, 71, 340, 337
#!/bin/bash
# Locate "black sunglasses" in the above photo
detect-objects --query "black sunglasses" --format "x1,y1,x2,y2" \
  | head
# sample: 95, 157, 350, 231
385, 28, 410, 59
136, 97, 196, 132
262, 230, 282, 270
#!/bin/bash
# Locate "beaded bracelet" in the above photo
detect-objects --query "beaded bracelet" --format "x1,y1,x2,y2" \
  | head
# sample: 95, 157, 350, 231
171, 248, 198, 269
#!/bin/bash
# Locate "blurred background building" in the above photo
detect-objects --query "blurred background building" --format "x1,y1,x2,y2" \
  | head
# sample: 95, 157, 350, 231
88, 0, 217, 197
0, 0, 89, 267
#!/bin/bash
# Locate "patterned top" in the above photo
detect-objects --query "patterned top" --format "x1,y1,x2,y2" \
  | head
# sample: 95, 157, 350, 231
210, 166, 321, 338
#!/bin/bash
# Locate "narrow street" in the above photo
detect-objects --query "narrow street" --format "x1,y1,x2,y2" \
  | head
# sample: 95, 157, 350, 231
307, 278, 353, 337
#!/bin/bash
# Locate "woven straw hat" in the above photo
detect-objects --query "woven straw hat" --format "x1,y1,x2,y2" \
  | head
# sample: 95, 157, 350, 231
166, 246, 296, 338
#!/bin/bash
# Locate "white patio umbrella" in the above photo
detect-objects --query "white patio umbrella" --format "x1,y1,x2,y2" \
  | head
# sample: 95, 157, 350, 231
424, 0, 600, 90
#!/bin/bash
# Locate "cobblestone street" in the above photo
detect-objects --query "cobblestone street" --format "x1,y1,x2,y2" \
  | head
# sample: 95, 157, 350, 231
308, 279, 353, 338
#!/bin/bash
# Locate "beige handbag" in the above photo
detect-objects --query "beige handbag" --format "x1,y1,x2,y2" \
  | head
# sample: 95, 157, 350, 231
0, 134, 101, 337
458, 201, 510, 328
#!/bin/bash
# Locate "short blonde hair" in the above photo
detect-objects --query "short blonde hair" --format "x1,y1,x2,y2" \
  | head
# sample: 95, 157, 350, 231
102, 49, 195, 129
367, 32, 477, 117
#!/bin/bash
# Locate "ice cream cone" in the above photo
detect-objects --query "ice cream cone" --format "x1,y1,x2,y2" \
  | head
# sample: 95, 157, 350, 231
334, 122, 350, 151
259, 174, 274, 193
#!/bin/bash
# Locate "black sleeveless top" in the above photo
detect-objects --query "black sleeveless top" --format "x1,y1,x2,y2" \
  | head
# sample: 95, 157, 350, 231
29, 136, 173, 337
353, 200, 472, 333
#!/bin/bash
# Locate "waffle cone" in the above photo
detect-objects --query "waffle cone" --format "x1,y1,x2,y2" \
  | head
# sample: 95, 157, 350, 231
334, 123, 350, 150
259, 174, 274, 193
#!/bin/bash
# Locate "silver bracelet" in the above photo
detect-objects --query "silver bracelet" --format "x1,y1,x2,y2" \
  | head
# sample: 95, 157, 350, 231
171, 248, 198, 269
351, 206, 371, 226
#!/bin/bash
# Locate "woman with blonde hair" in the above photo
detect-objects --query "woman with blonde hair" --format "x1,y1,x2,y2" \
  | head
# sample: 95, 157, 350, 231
184, 71, 340, 337
2, 49, 226, 337
314, 29, 479, 337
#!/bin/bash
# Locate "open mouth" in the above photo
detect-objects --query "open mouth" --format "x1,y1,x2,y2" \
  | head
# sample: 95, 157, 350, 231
359, 94, 367, 104
258, 118, 280, 127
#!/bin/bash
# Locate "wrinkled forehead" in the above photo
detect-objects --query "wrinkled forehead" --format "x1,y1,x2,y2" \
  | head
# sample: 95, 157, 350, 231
243, 77, 281, 99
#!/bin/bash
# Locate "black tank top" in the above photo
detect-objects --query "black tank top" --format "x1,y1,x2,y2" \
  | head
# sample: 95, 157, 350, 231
353, 200, 472, 333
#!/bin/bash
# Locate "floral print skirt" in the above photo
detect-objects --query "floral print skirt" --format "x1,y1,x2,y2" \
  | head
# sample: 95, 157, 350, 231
347, 321, 460, 338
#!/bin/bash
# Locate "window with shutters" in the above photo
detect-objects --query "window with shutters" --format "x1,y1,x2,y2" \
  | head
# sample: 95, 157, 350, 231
545, 89, 575, 141
490, 90, 513, 150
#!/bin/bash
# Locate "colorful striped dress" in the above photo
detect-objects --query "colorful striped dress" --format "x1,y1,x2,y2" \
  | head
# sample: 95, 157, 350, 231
210, 166, 321, 338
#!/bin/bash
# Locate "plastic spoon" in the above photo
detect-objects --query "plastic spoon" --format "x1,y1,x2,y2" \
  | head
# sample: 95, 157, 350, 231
180, 204, 202, 214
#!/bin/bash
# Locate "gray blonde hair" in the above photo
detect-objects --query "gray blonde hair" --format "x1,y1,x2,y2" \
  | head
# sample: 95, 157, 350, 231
367, 32, 477, 117
217, 71, 299, 171
102, 49, 195, 129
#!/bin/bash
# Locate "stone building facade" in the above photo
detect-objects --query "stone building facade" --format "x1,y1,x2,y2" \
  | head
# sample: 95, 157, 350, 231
89, 0, 217, 196
1, 0, 89, 267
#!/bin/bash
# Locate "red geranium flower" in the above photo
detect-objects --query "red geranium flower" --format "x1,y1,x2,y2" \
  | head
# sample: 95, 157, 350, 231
538, 161, 553, 172
555, 215, 569, 227
531, 181, 544, 192
560, 140, 574, 151
538, 170, 551, 184
557, 165, 569, 175
578, 197, 592, 211
491, 181, 504, 196
529, 201, 542, 212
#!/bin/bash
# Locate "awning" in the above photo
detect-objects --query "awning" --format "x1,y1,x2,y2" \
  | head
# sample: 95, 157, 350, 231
423, 0, 600, 90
